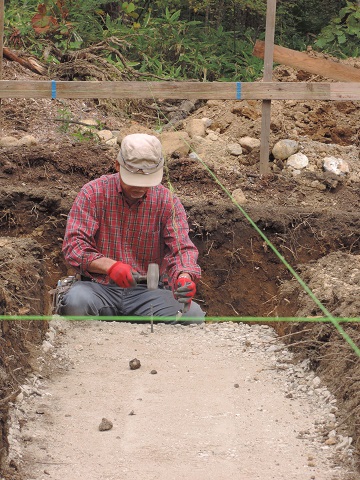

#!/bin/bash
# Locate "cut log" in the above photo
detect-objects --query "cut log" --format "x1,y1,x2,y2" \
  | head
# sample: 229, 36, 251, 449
3, 47, 47, 76
253, 40, 360, 83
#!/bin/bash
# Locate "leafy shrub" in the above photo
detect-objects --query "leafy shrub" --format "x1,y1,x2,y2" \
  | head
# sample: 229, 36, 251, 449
314, 1, 360, 57
105, 8, 263, 81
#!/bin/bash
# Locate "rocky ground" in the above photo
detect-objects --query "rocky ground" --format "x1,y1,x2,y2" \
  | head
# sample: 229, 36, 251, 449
0, 54, 360, 478
6, 319, 357, 480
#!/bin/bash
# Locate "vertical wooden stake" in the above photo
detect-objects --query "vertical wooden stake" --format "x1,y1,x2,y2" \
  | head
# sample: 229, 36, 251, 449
259, 0, 277, 175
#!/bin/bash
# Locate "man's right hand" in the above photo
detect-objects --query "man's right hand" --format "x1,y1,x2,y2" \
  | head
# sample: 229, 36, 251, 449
107, 262, 136, 288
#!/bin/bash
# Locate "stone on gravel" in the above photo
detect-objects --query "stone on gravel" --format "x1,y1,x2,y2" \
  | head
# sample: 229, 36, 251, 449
231, 188, 247, 205
185, 119, 206, 138
129, 358, 141, 370
160, 131, 191, 157
18, 135, 38, 146
272, 139, 299, 160
323, 156, 349, 176
98, 418, 113, 431
227, 143, 243, 156
0, 136, 19, 147
239, 136, 260, 152
286, 152, 309, 170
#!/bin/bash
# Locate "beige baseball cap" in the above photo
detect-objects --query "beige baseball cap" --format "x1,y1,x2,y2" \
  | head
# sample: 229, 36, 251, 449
117, 133, 164, 187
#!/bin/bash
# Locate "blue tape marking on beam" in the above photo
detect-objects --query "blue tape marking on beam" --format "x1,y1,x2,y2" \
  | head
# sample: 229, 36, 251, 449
51, 80, 57, 99
236, 82, 242, 100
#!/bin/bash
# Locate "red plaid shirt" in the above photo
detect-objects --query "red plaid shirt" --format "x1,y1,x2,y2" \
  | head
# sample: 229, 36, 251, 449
62, 173, 201, 286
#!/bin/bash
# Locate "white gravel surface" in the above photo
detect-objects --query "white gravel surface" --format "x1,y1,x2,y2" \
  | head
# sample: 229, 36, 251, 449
7, 319, 356, 480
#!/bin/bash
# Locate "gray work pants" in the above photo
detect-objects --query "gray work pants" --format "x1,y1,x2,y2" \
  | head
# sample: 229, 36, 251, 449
58, 281, 205, 321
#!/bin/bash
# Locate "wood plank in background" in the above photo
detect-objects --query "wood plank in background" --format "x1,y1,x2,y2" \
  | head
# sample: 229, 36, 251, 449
253, 40, 360, 83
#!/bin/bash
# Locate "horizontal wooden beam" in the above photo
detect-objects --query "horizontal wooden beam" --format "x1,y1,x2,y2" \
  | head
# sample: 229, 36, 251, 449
0, 80, 359, 100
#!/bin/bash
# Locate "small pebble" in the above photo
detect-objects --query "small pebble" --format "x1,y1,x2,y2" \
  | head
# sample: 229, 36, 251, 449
151, 369, 157, 375
99, 418, 113, 431
129, 358, 141, 370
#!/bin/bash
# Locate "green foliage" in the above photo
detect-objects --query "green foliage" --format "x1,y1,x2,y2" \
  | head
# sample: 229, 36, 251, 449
3, 0, 358, 83
315, 1, 360, 57
56, 106, 72, 133
104, 8, 263, 81
71, 129, 99, 143
4, 0, 140, 53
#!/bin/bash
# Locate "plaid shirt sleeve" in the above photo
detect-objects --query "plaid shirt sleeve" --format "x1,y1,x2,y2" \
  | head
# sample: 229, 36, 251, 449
62, 183, 104, 276
162, 191, 201, 286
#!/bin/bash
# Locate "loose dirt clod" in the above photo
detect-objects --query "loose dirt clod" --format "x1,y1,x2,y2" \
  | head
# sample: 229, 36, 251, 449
129, 358, 141, 370
98, 418, 113, 431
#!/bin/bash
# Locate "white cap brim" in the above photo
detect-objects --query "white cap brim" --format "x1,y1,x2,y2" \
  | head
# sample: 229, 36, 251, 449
119, 165, 163, 187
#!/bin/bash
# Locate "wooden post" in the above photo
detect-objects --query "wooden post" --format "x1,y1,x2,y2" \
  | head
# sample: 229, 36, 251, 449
259, 0, 277, 175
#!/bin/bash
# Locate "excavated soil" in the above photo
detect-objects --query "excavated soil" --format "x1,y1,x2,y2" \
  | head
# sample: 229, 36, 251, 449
0, 56, 360, 478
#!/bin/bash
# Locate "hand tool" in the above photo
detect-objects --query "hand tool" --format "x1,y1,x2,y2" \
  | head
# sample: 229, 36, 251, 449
132, 263, 159, 290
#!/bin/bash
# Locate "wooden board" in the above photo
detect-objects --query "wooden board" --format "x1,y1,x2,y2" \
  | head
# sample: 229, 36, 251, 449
253, 40, 360, 83
0, 80, 359, 100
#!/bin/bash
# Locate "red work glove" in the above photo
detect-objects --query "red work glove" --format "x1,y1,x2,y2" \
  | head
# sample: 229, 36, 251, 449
174, 276, 196, 308
107, 262, 136, 288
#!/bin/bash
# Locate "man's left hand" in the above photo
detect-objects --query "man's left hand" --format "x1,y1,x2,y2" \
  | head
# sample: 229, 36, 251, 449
174, 276, 196, 307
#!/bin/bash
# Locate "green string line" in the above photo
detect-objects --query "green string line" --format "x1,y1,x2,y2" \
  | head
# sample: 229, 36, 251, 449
186, 150, 360, 356
141, 89, 360, 357
0, 315, 360, 323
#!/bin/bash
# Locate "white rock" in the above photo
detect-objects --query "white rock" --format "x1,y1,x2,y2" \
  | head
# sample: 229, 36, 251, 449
207, 132, 219, 141
185, 119, 206, 138
0, 136, 20, 147
310, 180, 326, 191
105, 137, 118, 146
201, 117, 213, 128
97, 130, 114, 142
160, 131, 191, 157
16, 392, 24, 403
42, 340, 54, 353
323, 156, 349, 176
79, 118, 99, 134
239, 136, 260, 151
287, 152, 309, 170
82, 118, 98, 126
231, 188, 247, 205
46, 330, 56, 343
227, 143, 243, 156
18, 135, 38, 146
335, 436, 353, 451
272, 139, 299, 160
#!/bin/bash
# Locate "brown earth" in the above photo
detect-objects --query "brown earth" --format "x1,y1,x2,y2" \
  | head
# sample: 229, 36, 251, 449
0, 56, 360, 478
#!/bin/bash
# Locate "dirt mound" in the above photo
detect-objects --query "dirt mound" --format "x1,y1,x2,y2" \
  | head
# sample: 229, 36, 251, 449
278, 252, 360, 456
